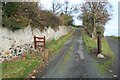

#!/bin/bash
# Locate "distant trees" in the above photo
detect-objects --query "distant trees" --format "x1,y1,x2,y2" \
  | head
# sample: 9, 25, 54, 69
78, 2, 112, 38
51, 0, 80, 15
60, 13, 73, 26
51, 0, 80, 26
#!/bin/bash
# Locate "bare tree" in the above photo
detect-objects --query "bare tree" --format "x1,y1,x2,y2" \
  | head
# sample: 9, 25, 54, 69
79, 2, 112, 38
52, 0, 62, 14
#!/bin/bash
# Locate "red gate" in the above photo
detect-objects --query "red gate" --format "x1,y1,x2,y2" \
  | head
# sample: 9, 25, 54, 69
34, 36, 46, 51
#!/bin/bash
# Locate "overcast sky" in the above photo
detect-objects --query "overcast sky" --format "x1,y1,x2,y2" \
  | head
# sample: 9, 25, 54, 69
40, 0, 119, 36
104, 0, 119, 36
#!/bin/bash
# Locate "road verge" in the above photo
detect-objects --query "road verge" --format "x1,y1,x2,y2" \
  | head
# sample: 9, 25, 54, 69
81, 28, 115, 76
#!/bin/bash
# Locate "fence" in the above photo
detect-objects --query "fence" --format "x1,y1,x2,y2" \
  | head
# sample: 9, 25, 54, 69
34, 36, 46, 51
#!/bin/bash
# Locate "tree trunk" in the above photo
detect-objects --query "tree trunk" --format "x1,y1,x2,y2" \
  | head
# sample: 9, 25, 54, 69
91, 33, 95, 39
92, 3, 96, 39
92, 26, 96, 39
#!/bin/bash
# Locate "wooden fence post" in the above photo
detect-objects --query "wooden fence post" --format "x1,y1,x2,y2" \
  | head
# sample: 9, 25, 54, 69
44, 36, 46, 51
97, 36, 102, 54
34, 36, 46, 51
34, 36, 36, 49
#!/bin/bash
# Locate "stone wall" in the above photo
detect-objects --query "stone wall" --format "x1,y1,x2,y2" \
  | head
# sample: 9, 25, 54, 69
0, 25, 71, 61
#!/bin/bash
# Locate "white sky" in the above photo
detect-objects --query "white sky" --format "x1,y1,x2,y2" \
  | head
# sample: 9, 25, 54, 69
40, 0, 83, 9
104, 0, 119, 36
40, 0, 119, 36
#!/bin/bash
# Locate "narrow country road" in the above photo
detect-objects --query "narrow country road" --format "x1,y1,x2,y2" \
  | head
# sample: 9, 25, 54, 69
106, 37, 119, 78
35, 29, 104, 78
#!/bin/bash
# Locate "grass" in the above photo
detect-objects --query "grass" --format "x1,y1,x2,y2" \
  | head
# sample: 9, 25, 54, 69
63, 45, 73, 64
2, 53, 43, 78
2, 29, 74, 78
96, 58, 114, 75
58, 44, 74, 74
81, 29, 115, 75
46, 30, 74, 55
96, 38, 115, 75
82, 29, 97, 52
101, 38, 114, 58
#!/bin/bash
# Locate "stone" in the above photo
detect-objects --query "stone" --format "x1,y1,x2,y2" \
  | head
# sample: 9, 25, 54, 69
76, 59, 79, 61
0, 26, 70, 61
3, 50, 11, 56
14, 49, 17, 54
19, 50, 22, 52
77, 50, 84, 61
33, 70, 36, 73
0, 58, 4, 62
17, 46, 20, 48
17, 49, 24, 57
113, 75, 117, 78
30, 45, 33, 48
10, 55, 13, 58
42, 76, 45, 78
109, 70, 113, 73
97, 54, 104, 58
31, 76, 35, 78
9, 48, 12, 50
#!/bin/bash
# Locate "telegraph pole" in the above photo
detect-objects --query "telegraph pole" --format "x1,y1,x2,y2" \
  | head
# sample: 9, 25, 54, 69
65, 0, 68, 14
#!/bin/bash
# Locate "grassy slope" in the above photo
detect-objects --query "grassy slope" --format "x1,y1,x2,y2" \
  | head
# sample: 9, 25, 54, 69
101, 38, 114, 58
2, 53, 43, 78
82, 30, 97, 52
2, 29, 74, 78
46, 30, 74, 55
81, 29, 115, 75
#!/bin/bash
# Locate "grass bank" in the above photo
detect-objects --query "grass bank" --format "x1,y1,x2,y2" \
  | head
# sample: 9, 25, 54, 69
2, 29, 74, 78
46, 30, 74, 55
81, 29, 115, 75
82, 30, 97, 53
2, 53, 43, 78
